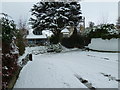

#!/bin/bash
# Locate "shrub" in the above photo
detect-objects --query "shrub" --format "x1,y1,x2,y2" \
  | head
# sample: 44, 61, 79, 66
61, 28, 91, 48
16, 31, 25, 55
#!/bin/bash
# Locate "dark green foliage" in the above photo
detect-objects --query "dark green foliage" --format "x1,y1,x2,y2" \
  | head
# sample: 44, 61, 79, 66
1, 14, 19, 89
50, 35, 60, 44
88, 24, 119, 39
61, 28, 91, 48
1, 15, 26, 56
49, 30, 62, 44
101, 34, 120, 40
16, 31, 25, 55
1, 15, 17, 54
1, 16, 17, 45
30, 2, 82, 43
2, 54, 18, 88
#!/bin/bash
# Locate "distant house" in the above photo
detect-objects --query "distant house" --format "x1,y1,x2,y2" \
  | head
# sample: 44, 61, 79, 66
61, 17, 85, 37
61, 26, 79, 38
26, 30, 48, 46
61, 28, 70, 37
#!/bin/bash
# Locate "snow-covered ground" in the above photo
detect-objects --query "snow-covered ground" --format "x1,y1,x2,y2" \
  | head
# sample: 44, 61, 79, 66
14, 47, 119, 88
88, 38, 119, 51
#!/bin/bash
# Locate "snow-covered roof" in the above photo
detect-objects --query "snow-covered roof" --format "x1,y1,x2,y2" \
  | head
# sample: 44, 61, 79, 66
26, 34, 47, 39
61, 28, 69, 33
42, 30, 53, 37
26, 29, 47, 39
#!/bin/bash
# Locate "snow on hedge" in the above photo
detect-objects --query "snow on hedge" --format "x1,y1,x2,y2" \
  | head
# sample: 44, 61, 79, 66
88, 38, 119, 51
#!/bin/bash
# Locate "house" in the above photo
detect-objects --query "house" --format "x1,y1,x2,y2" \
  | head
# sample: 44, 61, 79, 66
61, 28, 70, 37
26, 29, 48, 46
77, 16, 85, 33
61, 17, 85, 37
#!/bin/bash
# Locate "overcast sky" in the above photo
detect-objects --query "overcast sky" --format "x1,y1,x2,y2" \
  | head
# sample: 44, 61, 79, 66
1, 0, 119, 27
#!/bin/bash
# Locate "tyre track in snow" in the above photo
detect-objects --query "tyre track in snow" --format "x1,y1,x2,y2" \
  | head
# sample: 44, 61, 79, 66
74, 74, 96, 90
100, 72, 120, 83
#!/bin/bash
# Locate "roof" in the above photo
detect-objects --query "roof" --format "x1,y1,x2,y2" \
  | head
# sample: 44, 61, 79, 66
26, 29, 47, 39
26, 34, 47, 39
42, 30, 53, 37
61, 28, 69, 33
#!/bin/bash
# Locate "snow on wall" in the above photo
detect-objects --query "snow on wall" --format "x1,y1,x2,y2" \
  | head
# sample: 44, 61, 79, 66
88, 38, 119, 51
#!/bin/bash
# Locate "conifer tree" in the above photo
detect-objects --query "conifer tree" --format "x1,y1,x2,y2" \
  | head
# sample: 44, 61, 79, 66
30, 2, 82, 43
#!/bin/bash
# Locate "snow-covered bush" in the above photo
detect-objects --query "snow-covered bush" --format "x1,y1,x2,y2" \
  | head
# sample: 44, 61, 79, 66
88, 24, 120, 39
1, 13, 20, 89
47, 43, 62, 53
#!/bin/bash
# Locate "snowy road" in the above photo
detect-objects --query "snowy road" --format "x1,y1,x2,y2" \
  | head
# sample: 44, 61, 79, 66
14, 50, 119, 88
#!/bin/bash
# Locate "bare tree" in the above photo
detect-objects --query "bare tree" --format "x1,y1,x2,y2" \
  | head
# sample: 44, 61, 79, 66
116, 17, 120, 27
18, 17, 28, 36
101, 16, 108, 24
18, 17, 27, 29
98, 13, 109, 25
17, 17, 29, 51
116, 17, 120, 34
